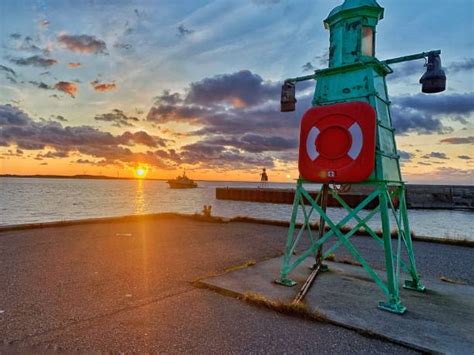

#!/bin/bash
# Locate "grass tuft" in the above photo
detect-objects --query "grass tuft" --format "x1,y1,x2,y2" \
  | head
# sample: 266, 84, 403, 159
439, 276, 467, 285
241, 292, 327, 322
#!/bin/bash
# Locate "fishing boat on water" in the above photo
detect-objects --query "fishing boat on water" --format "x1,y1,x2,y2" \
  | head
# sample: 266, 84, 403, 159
167, 171, 198, 189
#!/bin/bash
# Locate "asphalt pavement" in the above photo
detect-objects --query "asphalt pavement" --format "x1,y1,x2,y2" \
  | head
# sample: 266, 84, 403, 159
0, 216, 471, 353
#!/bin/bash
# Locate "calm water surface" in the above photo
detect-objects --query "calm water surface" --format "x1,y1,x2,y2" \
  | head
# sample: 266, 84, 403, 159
0, 177, 472, 241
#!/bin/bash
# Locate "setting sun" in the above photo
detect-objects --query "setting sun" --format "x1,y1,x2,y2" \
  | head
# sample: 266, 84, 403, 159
135, 167, 147, 178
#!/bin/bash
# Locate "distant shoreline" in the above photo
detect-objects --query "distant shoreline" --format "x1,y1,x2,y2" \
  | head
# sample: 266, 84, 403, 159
0, 174, 280, 184
0, 174, 472, 186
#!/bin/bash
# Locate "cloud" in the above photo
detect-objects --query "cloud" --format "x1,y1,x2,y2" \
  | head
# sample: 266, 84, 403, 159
91, 80, 117, 92
398, 150, 415, 162
57, 34, 107, 54
68, 62, 81, 68
52, 115, 67, 122
440, 136, 474, 144
302, 62, 315, 72
9, 55, 58, 67
95, 109, 139, 127
29, 80, 50, 90
39, 20, 49, 29
54, 81, 78, 98
185, 70, 283, 108
421, 152, 448, 160
146, 70, 314, 169
120, 131, 166, 148
0, 105, 169, 168
387, 60, 424, 80
458, 155, 471, 160
113, 42, 132, 50
447, 58, 474, 73
391, 105, 452, 135
252, 0, 281, 5
0, 64, 17, 83
394, 93, 474, 116
388, 93, 474, 135
177, 25, 194, 37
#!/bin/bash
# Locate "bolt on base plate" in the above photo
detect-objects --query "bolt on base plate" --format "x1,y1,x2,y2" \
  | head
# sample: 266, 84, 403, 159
378, 301, 407, 314
403, 279, 426, 292
275, 278, 297, 287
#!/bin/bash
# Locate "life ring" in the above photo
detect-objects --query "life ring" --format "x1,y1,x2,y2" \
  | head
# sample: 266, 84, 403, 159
298, 101, 376, 183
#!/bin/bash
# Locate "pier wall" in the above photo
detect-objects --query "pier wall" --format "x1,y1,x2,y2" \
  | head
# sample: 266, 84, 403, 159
215, 185, 474, 210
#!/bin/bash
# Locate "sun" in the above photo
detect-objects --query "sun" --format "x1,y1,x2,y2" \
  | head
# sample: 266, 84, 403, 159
134, 166, 148, 178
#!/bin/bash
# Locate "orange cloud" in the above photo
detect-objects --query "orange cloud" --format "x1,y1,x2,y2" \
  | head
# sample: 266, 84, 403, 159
91, 80, 117, 92
54, 81, 78, 98
68, 62, 81, 68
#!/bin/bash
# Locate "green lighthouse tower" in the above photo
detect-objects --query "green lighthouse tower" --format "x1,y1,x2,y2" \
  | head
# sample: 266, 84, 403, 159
278, 0, 445, 313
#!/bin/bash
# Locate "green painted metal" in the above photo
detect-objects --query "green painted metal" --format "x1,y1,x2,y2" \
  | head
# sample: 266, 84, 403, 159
277, 0, 430, 313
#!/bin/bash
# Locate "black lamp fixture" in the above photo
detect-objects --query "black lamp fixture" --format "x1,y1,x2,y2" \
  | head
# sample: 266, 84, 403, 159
419, 52, 447, 94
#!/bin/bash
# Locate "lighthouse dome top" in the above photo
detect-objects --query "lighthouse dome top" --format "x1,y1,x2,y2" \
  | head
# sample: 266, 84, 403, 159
325, 0, 384, 27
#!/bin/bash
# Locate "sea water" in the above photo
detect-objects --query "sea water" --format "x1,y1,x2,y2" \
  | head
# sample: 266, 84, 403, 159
0, 177, 472, 241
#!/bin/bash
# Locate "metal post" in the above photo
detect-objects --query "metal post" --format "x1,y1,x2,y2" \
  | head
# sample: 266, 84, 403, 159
315, 184, 329, 270
378, 185, 406, 314
400, 185, 425, 292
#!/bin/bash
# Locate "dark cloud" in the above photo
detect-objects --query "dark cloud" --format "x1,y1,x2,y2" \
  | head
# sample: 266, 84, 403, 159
458, 155, 471, 160
313, 50, 329, 67
179, 141, 275, 169
195, 134, 297, 153
0, 64, 16, 76
0, 105, 169, 168
54, 81, 78, 98
29, 81, 50, 90
185, 70, 281, 108
387, 60, 424, 80
57, 34, 107, 54
302, 62, 315, 72
394, 93, 474, 116
9, 55, 58, 67
447, 58, 474, 73
0, 64, 17, 83
146, 70, 314, 169
391, 105, 452, 135
51, 115, 67, 122
398, 150, 414, 162
421, 152, 448, 160
177, 25, 194, 37
389, 93, 474, 135
440, 136, 474, 144
95, 109, 139, 127
10, 33, 22, 39
120, 131, 166, 148
113, 42, 133, 50
252, 0, 281, 5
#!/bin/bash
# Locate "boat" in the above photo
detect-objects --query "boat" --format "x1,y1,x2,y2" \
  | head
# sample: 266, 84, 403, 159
167, 171, 198, 189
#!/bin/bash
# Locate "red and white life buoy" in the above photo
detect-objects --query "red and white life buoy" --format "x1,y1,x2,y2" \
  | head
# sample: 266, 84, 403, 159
299, 101, 376, 183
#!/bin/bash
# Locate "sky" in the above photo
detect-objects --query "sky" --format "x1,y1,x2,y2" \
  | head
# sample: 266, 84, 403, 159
0, 0, 473, 184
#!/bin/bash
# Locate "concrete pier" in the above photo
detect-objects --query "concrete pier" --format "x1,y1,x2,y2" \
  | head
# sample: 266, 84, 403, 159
216, 184, 474, 210
1, 214, 472, 352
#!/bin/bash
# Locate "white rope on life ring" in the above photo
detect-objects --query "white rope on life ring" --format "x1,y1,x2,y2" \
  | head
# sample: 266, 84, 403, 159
306, 122, 363, 162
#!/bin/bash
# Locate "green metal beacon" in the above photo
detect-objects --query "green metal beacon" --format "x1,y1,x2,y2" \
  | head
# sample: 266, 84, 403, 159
277, 0, 446, 314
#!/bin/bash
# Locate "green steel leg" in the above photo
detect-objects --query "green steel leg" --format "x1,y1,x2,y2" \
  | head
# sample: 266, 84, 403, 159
378, 186, 406, 314
399, 186, 425, 292
315, 184, 329, 272
276, 180, 302, 287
